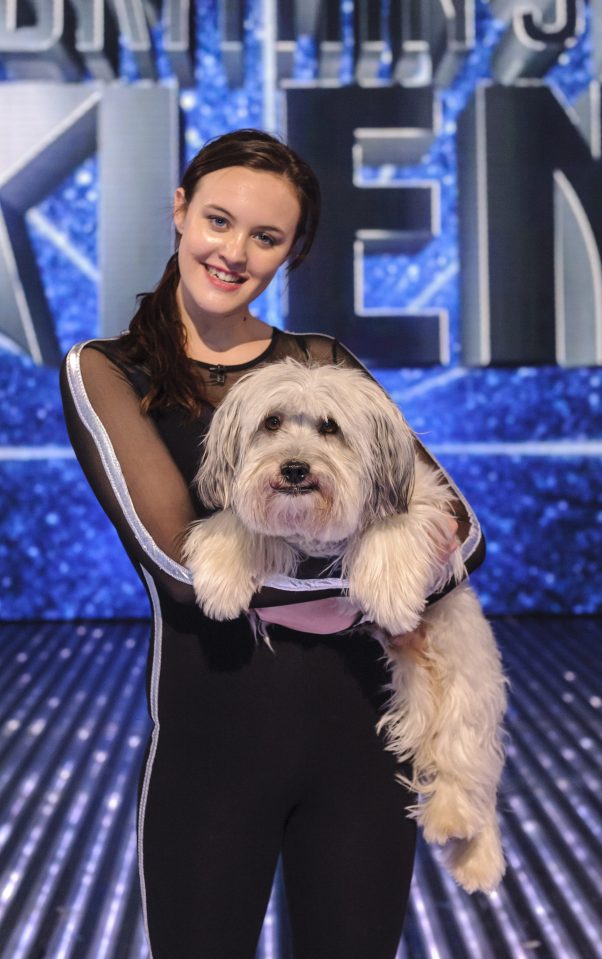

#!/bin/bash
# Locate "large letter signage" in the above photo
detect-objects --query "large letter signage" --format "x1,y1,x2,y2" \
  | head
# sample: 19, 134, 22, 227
0, 83, 99, 363
0, 0, 196, 82
285, 84, 444, 366
0, 82, 178, 362
458, 82, 602, 366
0, 1, 181, 363
1, 0, 600, 368
489, 0, 583, 82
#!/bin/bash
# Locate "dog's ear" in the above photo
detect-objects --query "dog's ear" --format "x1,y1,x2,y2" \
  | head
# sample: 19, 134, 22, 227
195, 391, 246, 509
365, 393, 416, 519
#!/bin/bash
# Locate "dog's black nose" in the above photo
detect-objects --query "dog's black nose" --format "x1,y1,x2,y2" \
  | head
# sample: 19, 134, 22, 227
281, 461, 310, 485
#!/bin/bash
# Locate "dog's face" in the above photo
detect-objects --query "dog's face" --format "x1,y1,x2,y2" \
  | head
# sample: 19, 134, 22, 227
196, 360, 416, 546
225, 399, 368, 543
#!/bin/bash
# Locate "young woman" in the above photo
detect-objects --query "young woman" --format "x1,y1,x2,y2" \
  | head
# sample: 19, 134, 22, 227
61, 129, 484, 959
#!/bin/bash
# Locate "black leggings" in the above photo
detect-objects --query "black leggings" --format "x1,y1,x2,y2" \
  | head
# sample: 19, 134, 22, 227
139, 620, 417, 959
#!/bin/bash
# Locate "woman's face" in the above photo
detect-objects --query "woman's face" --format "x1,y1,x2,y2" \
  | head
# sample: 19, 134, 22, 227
173, 165, 301, 326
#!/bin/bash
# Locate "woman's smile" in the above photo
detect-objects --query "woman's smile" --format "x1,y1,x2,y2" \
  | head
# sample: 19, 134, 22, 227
203, 263, 247, 290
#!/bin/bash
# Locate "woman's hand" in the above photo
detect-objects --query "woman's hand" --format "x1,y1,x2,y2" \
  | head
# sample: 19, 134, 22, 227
386, 622, 427, 652
437, 516, 460, 564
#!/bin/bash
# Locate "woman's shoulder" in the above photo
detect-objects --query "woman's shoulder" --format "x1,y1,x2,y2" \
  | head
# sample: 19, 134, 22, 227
276, 329, 365, 371
65, 334, 131, 364
63, 335, 151, 398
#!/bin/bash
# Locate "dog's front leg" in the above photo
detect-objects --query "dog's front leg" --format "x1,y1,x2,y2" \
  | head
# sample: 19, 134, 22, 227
346, 514, 443, 634
345, 463, 464, 634
183, 509, 268, 620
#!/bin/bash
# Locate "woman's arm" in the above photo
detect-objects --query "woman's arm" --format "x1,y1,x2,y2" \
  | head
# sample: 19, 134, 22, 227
329, 337, 486, 595
60, 342, 197, 604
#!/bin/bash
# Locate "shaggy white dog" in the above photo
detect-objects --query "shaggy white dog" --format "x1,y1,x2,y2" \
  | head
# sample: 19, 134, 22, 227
183, 359, 507, 893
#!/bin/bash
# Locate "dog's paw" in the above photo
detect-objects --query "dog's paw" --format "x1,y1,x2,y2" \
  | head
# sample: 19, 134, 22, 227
200, 579, 255, 621
419, 781, 486, 844
346, 511, 450, 634
183, 512, 259, 620
346, 536, 425, 635
441, 817, 505, 894
188, 551, 256, 620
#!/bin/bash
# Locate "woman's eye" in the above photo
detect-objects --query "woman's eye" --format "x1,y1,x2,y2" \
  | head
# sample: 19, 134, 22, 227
319, 418, 339, 435
255, 232, 275, 247
209, 215, 228, 228
264, 415, 281, 431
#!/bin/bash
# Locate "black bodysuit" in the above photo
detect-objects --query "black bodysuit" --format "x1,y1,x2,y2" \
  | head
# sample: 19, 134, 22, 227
60, 328, 484, 959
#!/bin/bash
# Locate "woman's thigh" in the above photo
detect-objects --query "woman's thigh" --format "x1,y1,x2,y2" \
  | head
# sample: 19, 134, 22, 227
281, 766, 416, 959
139, 729, 283, 959
279, 632, 417, 959
137, 619, 304, 958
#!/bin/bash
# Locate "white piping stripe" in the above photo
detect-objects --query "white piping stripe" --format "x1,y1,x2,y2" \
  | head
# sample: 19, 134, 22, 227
65, 341, 192, 585
137, 567, 161, 959
327, 339, 483, 568
264, 574, 347, 591
418, 449, 481, 565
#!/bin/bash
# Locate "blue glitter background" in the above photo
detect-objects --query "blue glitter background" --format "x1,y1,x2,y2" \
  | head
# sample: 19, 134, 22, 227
0, 0, 600, 618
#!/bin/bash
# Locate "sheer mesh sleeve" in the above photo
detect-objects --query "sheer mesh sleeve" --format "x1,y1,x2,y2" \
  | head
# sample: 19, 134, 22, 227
60, 342, 197, 604
326, 337, 486, 588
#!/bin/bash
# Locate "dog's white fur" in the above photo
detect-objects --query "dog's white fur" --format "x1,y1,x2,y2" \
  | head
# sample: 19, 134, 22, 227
183, 359, 507, 893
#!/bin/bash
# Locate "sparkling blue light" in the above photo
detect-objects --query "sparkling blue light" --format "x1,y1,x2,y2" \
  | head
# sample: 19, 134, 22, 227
0, 0, 600, 618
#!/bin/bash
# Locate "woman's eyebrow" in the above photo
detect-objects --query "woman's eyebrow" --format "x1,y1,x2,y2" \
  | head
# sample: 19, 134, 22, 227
204, 203, 285, 234
204, 203, 232, 217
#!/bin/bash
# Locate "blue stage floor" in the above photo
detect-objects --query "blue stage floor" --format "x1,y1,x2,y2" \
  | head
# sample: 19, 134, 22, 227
0, 618, 600, 959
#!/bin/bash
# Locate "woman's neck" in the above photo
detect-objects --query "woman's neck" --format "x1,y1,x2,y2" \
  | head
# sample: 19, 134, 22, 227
177, 287, 272, 364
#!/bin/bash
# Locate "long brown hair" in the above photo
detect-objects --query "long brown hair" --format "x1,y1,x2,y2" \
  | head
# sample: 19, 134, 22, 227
118, 129, 321, 416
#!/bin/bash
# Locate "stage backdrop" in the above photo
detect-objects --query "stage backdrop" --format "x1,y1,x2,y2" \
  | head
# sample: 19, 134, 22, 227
0, 0, 600, 619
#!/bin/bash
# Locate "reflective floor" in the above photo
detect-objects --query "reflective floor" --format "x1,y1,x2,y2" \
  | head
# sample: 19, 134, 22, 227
0, 618, 600, 959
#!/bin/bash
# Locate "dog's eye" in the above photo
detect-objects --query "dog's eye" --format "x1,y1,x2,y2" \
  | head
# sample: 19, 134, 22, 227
318, 418, 339, 435
264, 415, 281, 431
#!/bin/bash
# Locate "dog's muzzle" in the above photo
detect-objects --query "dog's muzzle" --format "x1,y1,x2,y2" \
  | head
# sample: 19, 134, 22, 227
275, 460, 318, 495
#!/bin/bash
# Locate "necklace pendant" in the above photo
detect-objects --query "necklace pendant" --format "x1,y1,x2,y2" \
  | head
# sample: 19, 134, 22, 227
209, 364, 226, 385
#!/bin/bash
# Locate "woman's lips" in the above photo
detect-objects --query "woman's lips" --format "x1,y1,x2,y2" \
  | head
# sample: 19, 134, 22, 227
204, 263, 246, 292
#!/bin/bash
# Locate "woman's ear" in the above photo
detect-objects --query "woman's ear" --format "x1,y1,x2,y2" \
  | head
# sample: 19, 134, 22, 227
173, 187, 187, 234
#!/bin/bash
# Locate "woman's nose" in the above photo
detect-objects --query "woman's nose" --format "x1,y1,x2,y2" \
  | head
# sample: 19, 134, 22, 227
220, 231, 247, 269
